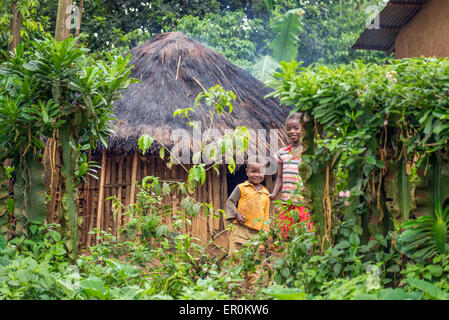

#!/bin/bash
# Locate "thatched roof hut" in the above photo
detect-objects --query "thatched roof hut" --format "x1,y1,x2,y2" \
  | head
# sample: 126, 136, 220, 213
107, 31, 289, 152
78, 32, 290, 247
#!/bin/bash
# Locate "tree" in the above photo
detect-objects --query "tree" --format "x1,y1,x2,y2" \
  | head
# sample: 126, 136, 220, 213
0, 0, 46, 61
175, 10, 270, 69
55, 0, 72, 41
7, 1, 23, 56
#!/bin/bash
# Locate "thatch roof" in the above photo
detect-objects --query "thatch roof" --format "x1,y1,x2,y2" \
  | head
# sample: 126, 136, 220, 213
106, 32, 289, 154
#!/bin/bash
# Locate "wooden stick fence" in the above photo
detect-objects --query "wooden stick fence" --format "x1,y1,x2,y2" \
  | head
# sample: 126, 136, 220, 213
72, 152, 276, 248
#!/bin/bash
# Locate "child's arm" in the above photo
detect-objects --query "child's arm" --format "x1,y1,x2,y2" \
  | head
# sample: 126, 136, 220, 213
269, 160, 283, 200
226, 186, 245, 224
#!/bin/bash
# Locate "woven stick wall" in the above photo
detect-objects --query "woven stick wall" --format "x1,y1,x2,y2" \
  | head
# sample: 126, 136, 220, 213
78, 152, 276, 248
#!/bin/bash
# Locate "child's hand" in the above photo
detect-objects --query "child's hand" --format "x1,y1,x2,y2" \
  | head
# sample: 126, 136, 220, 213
269, 193, 275, 201
235, 212, 245, 224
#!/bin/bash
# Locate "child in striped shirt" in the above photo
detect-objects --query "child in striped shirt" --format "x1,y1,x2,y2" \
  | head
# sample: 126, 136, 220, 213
269, 112, 313, 237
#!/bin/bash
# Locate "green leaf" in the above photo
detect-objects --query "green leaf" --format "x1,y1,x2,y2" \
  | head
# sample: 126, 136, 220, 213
192, 203, 202, 216
138, 135, 154, 154
80, 277, 109, 300
0, 234, 6, 249
159, 147, 165, 160
407, 278, 449, 300
428, 265, 443, 277
378, 288, 421, 300
192, 152, 201, 164
252, 55, 281, 84
162, 182, 171, 195
271, 9, 303, 63
262, 287, 306, 300
365, 156, 376, 166
264, 0, 274, 13
431, 220, 447, 254
349, 232, 360, 246
333, 263, 342, 276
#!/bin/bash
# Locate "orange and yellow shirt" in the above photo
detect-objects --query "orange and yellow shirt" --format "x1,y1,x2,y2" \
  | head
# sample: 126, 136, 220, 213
225, 181, 270, 232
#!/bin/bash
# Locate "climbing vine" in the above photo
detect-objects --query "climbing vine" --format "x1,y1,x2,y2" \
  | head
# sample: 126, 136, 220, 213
269, 57, 449, 248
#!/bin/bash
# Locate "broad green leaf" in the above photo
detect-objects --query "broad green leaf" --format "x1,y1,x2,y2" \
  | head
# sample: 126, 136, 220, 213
262, 287, 306, 300
138, 135, 154, 154
252, 55, 281, 84
407, 278, 449, 300
271, 9, 304, 63
431, 220, 447, 254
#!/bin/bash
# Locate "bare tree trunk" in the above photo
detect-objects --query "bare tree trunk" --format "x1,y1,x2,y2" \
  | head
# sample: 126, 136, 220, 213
55, 0, 73, 41
7, 1, 23, 57
74, 0, 83, 38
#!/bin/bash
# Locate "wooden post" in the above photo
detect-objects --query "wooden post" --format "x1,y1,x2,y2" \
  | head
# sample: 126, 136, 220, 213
129, 153, 139, 205
86, 174, 95, 246
264, 175, 275, 218
95, 150, 106, 244
82, 175, 90, 246
110, 159, 117, 236
192, 183, 199, 240
207, 171, 214, 237
143, 157, 148, 178
199, 182, 207, 243
104, 157, 112, 233
150, 156, 156, 176
125, 156, 132, 206
116, 157, 123, 241
219, 165, 228, 230
212, 183, 221, 230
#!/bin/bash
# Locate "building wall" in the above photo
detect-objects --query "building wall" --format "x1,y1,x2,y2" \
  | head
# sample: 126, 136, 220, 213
395, 0, 449, 58
78, 152, 277, 248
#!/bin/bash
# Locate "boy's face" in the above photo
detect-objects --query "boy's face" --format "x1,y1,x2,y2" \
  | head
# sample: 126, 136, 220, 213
286, 118, 302, 143
246, 163, 266, 185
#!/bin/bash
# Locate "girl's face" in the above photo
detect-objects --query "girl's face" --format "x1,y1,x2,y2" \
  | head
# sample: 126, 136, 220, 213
286, 118, 302, 143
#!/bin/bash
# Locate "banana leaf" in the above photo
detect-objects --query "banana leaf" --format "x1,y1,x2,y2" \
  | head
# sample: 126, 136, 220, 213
384, 157, 416, 222
252, 55, 281, 85
415, 152, 449, 217
270, 9, 303, 63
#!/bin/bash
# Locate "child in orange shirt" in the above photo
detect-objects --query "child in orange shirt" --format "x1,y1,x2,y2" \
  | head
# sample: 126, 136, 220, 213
226, 155, 270, 254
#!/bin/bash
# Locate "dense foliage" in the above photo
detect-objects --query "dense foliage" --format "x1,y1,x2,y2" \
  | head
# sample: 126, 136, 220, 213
268, 57, 449, 285
0, 37, 134, 259
1, 0, 448, 302
1, 1, 387, 68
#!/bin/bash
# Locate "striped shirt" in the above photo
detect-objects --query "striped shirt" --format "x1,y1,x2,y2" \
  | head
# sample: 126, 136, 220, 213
276, 145, 304, 205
